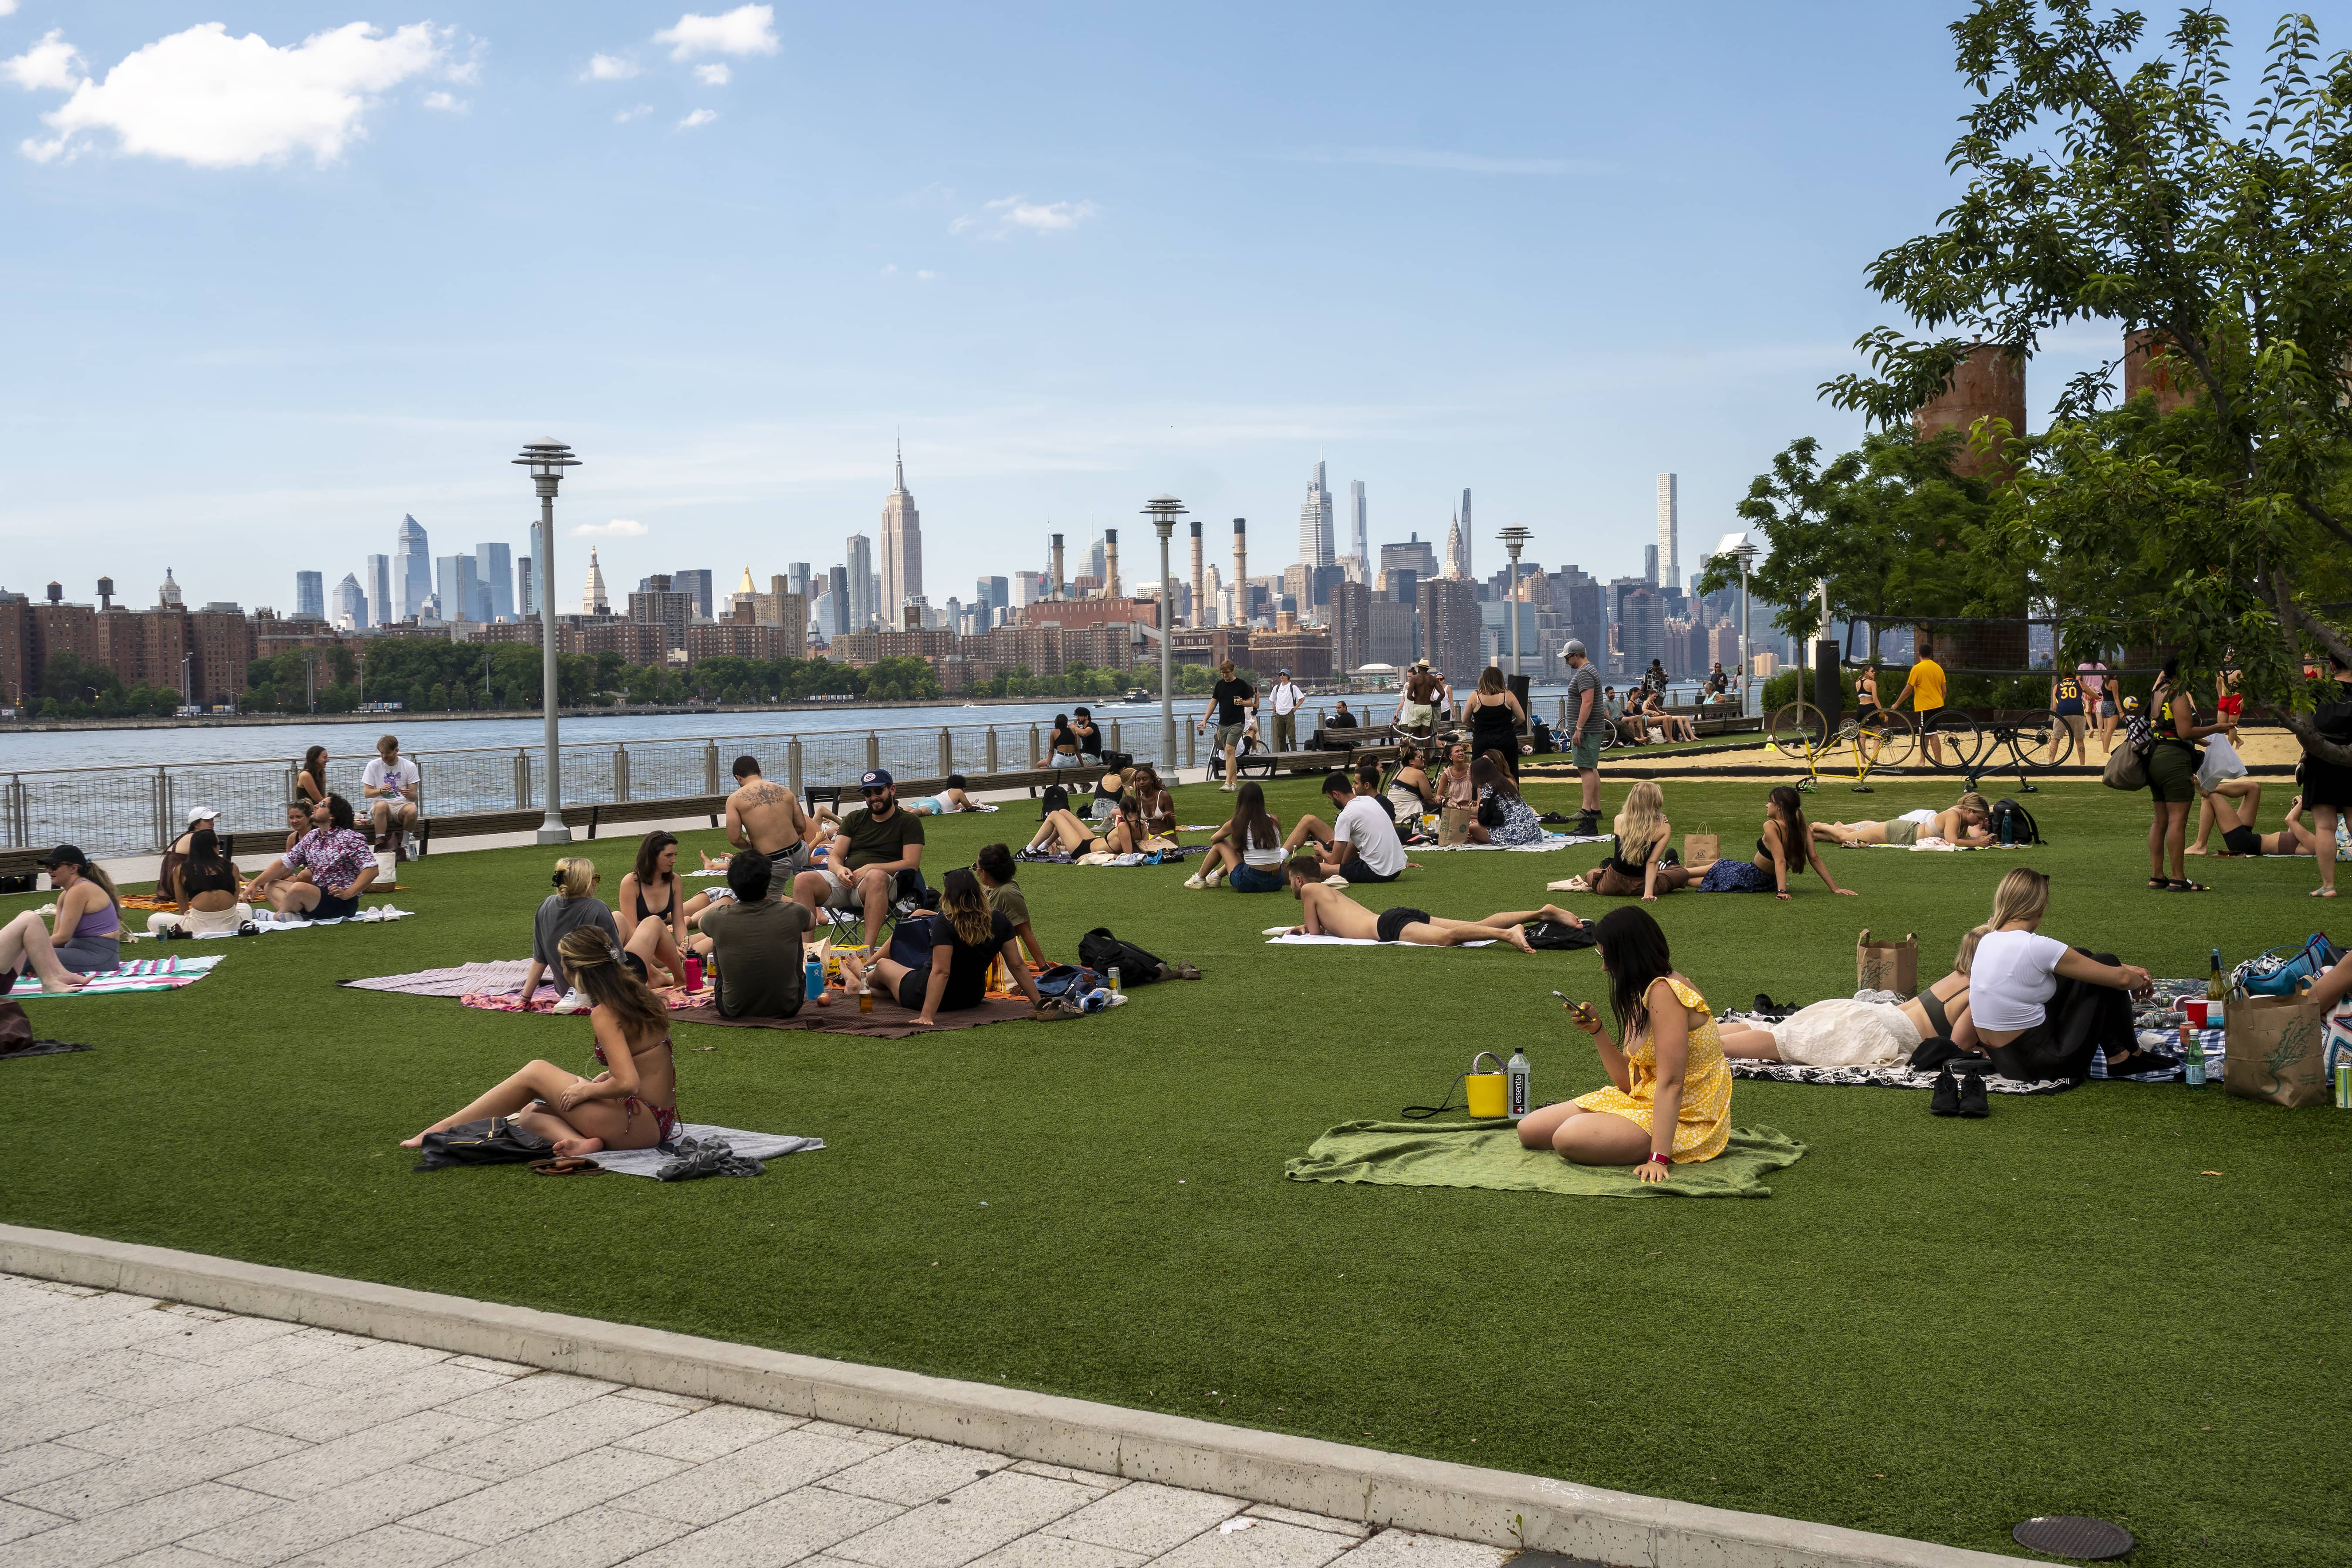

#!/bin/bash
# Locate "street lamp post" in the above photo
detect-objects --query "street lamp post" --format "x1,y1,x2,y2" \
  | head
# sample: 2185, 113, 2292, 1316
1496, 526, 1532, 679
1142, 494, 1187, 772
514, 441, 581, 844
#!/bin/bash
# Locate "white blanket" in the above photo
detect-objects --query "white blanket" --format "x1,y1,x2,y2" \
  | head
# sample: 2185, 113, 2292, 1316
199, 905, 413, 935
594, 1124, 825, 1178
1413, 834, 1602, 854
1259, 926, 1493, 948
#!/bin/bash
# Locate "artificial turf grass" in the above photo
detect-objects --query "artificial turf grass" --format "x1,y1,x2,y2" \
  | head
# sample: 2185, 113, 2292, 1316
1, 776, 2348, 1566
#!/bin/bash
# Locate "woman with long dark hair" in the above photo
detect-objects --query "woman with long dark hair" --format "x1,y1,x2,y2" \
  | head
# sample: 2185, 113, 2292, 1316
399, 928, 679, 1158
1463, 667, 1525, 779
617, 830, 689, 986
147, 826, 251, 936
1516, 906, 1732, 1179
2147, 653, 2228, 891
1192, 781, 1286, 890
1471, 755, 1545, 846
1041, 715, 1084, 770
296, 746, 330, 808
1694, 785, 1855, 899
839, 868, 1046, 1027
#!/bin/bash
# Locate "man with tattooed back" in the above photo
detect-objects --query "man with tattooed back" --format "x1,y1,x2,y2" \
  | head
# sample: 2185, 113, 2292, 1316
725, 756, 813, 876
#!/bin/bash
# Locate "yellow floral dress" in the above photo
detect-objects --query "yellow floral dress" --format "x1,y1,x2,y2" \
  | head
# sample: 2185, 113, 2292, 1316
1572, 975, 1733, 1162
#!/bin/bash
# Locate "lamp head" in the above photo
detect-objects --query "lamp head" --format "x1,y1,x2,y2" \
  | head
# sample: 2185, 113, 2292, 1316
513, 440, 581, 496
1140, 493, 1187, 538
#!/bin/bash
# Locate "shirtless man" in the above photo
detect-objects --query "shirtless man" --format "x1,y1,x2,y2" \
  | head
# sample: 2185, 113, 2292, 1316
1396, 662, 1442, 737
725, 755, 812, 875
1279, 856, 1576, 952
1812, 795, 1994, 847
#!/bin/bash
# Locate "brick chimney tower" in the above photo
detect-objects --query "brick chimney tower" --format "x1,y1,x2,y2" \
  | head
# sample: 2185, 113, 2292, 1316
1102, 529, 1120, 599
1189, 520, 1204, 628
1050, 533, 1065, 600
1231, 519, 1247, 626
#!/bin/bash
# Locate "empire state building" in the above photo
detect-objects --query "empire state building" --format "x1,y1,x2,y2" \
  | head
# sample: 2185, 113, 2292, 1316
880, 443, 923, 620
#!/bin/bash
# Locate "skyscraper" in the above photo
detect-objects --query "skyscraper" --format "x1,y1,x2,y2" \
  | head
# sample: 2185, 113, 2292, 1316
332, 573, 368, 630
365, 555, 391, 629
1644, 544, 1659, 585
1444, 514, 1467, 579
517, 556, 535, 618
1299, 460, 1335, 568
879, 443, 923, 616
671, 569, 713, 621
1460, 489, 1474, 581
1655, 473, 1679, 594
476, 543, 515, 621
583, 548, 610, 615
294, 571, 325, 620
787, 562, 812, 599
828, 564, 850, 633
394, 514, 430, 623
1349, 480, 1367, 559
845, 534, 875, 628
433, 555, 481, 622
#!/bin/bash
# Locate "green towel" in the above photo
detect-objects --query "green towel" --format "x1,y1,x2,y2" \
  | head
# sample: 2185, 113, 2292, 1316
1284, 1119, 1806, 1199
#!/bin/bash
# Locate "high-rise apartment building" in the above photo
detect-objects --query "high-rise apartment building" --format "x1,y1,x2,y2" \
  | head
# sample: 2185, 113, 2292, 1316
1655, 473, 1679, 595
1328, 581, 1371, 676
670, 569, 713, 621
365, 555, 391, 629
294, 571, 325, 620
627, 573, 696, 652
1349, 480, 1367, 560
395, 514, 431, 622
332, 573, 368, 630
476, 543, 515, 621
845, 535, 875, 629
1417, 577, 1482, 683
828, 564, 851, 633
1298, 460, 1335, 568
879, 444, 923, 616
1644, 544, 1659, 585
1459, 489, 1473, 581
433, 555, 481, 622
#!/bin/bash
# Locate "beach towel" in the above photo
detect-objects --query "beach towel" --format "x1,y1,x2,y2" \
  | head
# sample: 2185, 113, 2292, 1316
1412, 834, 1602, 853
14, 954, 225, 1000
1261, 926, 1494, 949
592, 1124, 825, 1178
1285, 1119, 1805, 1199
344, 961, 543, 999
1724, 1059, 2073, 1094
179, 906, 413, 936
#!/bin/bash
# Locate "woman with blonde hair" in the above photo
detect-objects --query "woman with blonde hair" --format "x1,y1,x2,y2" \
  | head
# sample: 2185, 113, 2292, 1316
519, 856, 622, 1013
400, 928, 678, 1158
1962, 867, 2170, 1079
1585, 781, 1695, 900
839, 868, 1046, 1027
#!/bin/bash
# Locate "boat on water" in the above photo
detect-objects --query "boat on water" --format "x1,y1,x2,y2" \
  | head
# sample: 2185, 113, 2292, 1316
1122, 686, 1152, 703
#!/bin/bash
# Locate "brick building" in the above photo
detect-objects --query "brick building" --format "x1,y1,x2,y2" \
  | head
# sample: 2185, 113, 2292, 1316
685, 622, 799, 662
1249, 625, 1332, 681
1170, 626, 1254, 672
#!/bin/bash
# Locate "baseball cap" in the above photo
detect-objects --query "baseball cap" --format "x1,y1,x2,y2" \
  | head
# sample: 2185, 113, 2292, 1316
37, 844, 87, 870
186, 805, 220, 825
859, 769, 893, 791
1563, 640, 1586, 659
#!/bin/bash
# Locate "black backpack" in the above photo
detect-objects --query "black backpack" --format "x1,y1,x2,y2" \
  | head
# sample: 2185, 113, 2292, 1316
1078, 926, 1169, 984
1524, 919, 1598, 950
412, 1116, 552, 1172
1040, 783, 1069, 819
1990, 797, 2043, 845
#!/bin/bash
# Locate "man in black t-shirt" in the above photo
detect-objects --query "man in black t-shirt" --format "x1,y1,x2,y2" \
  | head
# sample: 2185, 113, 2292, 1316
789, 768, 924, 950
1198, 659, 1257, 791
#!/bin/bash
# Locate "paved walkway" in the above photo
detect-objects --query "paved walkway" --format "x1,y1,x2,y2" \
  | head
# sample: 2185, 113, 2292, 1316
0, 1274, 1518, 1568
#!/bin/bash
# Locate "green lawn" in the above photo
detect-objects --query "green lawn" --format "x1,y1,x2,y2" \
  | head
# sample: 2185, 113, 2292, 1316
3, 776, 2347, 1566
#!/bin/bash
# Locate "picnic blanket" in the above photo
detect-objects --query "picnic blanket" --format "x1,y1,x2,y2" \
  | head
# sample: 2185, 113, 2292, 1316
13, 954, 225, 1000
594, 1124, 825, 1178
1412, 834, 1603, 854
1724, 1058, 2073, 1095
666, 994, 1045, 1041
344, 961, 545, 1000
1261, 926, 1494, 949
1286, 1119, 1806, 1199
164, 906, 413, 937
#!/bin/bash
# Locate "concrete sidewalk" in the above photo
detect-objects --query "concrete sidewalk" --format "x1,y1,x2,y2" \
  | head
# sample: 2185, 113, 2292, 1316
0, 1273, 1521, 1568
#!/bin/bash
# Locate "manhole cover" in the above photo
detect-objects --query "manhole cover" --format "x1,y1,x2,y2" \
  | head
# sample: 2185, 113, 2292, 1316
2013, 1515, 2135, 1560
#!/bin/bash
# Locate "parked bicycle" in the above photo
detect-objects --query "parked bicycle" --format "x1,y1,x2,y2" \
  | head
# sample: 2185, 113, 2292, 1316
1767, 702, 1918, 791
1932, 710, 2073, 793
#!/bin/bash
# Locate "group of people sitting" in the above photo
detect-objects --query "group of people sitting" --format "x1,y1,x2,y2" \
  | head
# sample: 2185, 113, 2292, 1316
1574, 781, 1859, 901
1026, 765, 1180, 858
1603, 662, 1701, 745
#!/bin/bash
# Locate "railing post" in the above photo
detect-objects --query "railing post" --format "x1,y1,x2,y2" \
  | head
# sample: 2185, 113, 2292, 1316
153, 767, 168, 854
1029, 723, 1040, 765
985, 727, 999, 774
286, 767, 299, 805
1110, 719, 1122, 757
787, 738, 804, 795
514, 750, 530, 810
703, 742, 721, 796
614, 747, 632, 804
1186, 723, 1196, 769
866, 732, 881, 772
939, 727, 953, 777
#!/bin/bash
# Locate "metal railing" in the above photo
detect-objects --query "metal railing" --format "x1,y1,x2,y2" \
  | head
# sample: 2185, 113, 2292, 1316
3, 714, 1217, 861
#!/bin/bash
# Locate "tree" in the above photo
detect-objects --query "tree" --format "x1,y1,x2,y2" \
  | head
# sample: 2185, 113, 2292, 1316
1822, 1, 2352, 757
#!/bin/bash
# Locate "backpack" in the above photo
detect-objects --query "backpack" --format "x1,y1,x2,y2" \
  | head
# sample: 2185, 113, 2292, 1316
1040, 783, 1069, 819
1522, 919, 1598, 950
1033, 963, 1103, 998
1078, 926, 1169, 983
2234, 932, 2345, 996
1989, 798, 2042, 845
412, 1116, 553, 1173
886, 910, 942, 968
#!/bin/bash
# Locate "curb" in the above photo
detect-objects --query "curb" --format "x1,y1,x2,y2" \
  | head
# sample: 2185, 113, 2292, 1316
0, 1225, 2026, 1568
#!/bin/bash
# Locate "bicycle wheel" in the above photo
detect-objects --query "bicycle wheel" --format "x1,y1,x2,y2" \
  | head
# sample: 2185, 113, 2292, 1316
1855, 708, 1917, 769
2014, 710, 2075, 771
1920, 711, 1983, 772
1768, 702, 1829, 760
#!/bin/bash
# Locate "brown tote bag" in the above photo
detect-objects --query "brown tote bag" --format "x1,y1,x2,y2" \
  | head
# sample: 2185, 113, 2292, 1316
1857, 930, 1920, 998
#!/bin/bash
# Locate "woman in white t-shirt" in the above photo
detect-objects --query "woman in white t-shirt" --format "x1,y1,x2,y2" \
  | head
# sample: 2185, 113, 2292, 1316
1962, 868, 2166, 1080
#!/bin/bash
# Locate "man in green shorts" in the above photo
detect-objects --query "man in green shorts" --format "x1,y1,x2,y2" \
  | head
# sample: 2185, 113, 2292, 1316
1563, 640, 1604, 836
789, 768, 925, 950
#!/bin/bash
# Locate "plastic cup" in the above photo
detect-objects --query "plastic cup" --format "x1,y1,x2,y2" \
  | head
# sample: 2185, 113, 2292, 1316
2185, 998, 2210, 1028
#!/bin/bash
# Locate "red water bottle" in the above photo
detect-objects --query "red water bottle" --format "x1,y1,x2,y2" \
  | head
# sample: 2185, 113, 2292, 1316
684, 954, 703, 990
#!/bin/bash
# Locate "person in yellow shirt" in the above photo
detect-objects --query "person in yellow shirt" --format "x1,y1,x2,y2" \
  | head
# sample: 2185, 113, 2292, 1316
1894, 641, 1950, 765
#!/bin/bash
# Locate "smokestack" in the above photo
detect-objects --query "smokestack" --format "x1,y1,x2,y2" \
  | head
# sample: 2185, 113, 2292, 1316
1232, 518, 1247, 626
1913, 343, 2026, 480
1050, 533, 1065, 600
1189, 520, 1204, 629
1103, 528, 1120, 599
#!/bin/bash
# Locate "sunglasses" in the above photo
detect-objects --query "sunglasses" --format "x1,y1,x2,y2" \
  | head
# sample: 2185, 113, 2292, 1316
860, 787, 889, 796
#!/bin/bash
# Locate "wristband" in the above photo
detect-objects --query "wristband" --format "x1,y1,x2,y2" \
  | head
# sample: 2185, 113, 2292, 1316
1647, 1152, 1670, 1166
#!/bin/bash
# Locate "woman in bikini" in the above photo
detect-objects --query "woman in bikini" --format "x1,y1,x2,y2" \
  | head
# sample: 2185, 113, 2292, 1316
1585, 781, 1695, 899
400, 928, 678, 1159
616, 830, 690, 987
1128, 766, 1177, 837
1026, 804, 1139, 857
1718, 944, 1980, 1065
1693, 786, 1859, 899
1812, 794, 1994, 847
1386, 743, 1437, 824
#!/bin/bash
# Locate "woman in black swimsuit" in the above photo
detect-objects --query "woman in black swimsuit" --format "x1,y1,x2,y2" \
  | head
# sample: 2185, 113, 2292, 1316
1463, 668, 1525, 779
1586, 781, 1693, 899
617, 830, 690, 987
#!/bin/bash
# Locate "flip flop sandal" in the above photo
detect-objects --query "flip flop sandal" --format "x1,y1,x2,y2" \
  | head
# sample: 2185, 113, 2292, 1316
2315, 887, 2341, 898
2166, 880, 2210, 892
2146, 877, 2170, 890
527, 1156, 604, 1175
1174, 961, 1202, 980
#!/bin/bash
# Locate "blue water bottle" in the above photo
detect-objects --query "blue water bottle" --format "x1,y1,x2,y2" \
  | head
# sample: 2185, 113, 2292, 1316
804, 952, 824, 1001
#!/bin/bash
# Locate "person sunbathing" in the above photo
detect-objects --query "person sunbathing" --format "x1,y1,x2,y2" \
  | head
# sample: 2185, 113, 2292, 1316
1812, 794, 1994, 848
1279, 856, 1571, 951
2186, 775, 2264, 855
1693, 786, 1859, 899
2197, 792, 2339, 857
837, 868, 1047, 1027
903, 775, 981, 815
1717, 966, 1979, 1064
724, 755, 815, 874
399, 929, 677, 1158
26, 845, 123, 976
1129, 765, 1177, 836
0, 896, 94, 993
616, 831, 690, 987
1027, 805, 1136, 857
147, 826, 251, 937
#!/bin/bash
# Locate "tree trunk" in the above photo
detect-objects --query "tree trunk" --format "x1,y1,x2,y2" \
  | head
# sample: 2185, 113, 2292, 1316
2277, 710, 2352, 770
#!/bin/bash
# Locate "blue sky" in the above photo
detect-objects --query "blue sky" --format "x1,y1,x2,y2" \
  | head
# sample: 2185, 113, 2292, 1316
4, 2, 2341, 616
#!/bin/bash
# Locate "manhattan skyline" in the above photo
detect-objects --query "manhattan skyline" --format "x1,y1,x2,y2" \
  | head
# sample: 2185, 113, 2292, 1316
9, 0, 2336, 607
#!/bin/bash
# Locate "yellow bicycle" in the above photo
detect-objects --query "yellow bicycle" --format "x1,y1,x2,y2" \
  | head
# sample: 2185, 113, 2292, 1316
1767, 703, 1919, 792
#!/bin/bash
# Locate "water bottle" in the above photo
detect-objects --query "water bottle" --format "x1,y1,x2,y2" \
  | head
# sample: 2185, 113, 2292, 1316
1108, 966, 1122, 994
2181, 1021, 2206, 1087
1505, 1044, 1532, 1121
1999, 809, 2014, 846
804, 952, 824, 1000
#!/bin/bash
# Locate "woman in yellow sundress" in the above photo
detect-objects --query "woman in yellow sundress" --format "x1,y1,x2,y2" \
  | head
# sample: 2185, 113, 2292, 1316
1516, 906, 1731, 1181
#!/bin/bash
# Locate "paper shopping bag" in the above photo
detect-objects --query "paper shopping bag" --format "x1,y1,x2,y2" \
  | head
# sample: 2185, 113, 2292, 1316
1683, 832, 1719, 865
2223, 990, 2333, 1107
1856, 929, 1919, 999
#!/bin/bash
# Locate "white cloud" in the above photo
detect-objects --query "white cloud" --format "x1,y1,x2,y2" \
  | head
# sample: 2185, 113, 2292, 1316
654, 5, 777, 60
16, 21, 446, 168
4, 30, 82, 93
421, 90, 464, 113
614, 103, 652, 123
677, 108, 717, 129
1276, 145, 1577, 175
0, 1, 19, 16
951, 194, 1098, 238
584, 53, 637, 81
693, 62, 730, 85
573, 518, 647, 537
880, 264, 939, 280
